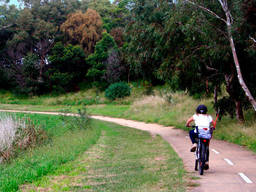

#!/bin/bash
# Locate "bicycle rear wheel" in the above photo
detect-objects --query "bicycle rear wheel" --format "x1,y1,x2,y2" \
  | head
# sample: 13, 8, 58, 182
195, 159, 198, 171
199, 142, 206, 175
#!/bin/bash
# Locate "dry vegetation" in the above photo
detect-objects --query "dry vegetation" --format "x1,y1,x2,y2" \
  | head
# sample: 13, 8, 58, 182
0, 114, 47, 162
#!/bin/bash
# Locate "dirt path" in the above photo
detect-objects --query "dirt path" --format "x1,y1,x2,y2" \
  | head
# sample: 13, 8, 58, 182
1, 109, 256, 191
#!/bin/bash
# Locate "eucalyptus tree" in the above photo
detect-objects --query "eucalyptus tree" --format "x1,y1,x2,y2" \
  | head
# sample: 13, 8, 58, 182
124, 0, 174, 83
183, 0, 256, 117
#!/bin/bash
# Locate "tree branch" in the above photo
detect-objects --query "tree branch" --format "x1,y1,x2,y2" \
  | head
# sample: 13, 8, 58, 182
185, 0, 227, 24
0, 24, 14, 31
249, 36, 256, 44
205, 64, 218, 72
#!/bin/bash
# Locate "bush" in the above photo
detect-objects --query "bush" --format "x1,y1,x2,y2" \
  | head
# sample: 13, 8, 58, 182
59, 107, 91, 130
105, 82, 131, 100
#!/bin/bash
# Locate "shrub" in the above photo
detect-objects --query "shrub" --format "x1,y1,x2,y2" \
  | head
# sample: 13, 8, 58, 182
59, 107, 91, 130
105, 82, 131, 100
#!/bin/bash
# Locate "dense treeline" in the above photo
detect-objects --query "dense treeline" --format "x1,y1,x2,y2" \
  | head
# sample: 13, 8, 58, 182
0, 0, 256, 121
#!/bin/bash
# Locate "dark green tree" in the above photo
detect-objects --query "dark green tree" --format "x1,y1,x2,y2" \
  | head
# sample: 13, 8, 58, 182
124, 0, 174, 83
48, 42, 87, 92
86, 32, 119, 86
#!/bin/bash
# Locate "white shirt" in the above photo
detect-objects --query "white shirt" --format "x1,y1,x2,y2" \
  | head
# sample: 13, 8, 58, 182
193, 114, 213, 131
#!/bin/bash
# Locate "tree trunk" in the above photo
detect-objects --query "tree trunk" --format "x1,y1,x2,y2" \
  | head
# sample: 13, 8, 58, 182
234, 100, 244, 122
39, 56, 45, 82
219, 0, 256, 111
206, 79, 209, 94
186, 0, 256, 111
214, 85, 218, 106
225, 72, 245, 122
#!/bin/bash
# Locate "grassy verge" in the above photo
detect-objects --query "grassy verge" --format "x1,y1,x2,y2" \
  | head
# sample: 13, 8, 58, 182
20, 120, 186, 192
1, 88, 256, 153
86, 94, 256, 153
0, 113, 101, 192
0, 85, 146, 106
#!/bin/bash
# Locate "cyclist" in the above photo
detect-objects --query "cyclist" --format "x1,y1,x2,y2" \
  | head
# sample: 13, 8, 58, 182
186, 104, 213, 153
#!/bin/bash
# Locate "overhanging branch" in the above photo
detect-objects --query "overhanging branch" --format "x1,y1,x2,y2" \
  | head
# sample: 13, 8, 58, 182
185, 0, 227, 24
250, 36, 256, 44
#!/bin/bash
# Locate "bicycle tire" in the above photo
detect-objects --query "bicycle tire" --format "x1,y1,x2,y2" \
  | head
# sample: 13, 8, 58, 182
195, 159, 198, 171
199, 141, 206, 175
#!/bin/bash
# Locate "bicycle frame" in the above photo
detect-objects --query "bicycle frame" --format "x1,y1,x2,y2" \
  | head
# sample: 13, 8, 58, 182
193, 126, 210, 175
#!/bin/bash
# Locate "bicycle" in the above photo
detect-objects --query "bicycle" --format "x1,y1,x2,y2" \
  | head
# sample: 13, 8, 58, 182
190, 125, 214, 175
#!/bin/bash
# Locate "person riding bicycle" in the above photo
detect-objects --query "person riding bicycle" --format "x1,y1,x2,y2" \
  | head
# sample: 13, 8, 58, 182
186, 104, 213, 153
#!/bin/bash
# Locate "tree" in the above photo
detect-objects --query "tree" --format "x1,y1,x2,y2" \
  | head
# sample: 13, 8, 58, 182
184, 0, 256, 112
60, 9, 103, 55
86, 32, 119, 86
33, 19, 57, 81
110, 27, 124, 47
124, 0, 173, 83
48, 42, 87, 91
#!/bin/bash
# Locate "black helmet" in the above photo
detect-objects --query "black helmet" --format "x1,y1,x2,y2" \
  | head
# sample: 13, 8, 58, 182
196, 104, 208, 114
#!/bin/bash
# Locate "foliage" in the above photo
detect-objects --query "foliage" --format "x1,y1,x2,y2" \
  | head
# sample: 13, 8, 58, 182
87, 0, 129, 30
0, 68, 11, 89
104, 50, 126, 83
105, 82, 131, 100
124, 0, 174, 83
47, 71, 74, 94
110, 27, 124, 47
60, 9, 103, 55
86, 32, 119, 85
23, 53, 40, 80
48, 42, 87, 92
59, 107, 91, 130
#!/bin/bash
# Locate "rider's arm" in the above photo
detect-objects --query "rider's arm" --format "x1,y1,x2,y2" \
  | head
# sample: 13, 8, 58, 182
186, 116, 194, 127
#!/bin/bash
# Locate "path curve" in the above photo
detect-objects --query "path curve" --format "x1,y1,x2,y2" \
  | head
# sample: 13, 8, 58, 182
1, 109, 256, 191
90, 116, 256, 192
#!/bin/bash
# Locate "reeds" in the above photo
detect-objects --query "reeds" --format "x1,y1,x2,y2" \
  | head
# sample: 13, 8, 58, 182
0, 113, 47, 162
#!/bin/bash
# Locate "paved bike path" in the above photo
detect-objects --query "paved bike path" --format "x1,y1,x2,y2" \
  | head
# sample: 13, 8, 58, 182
0, 109, 256, 191
90, 115, 256, 192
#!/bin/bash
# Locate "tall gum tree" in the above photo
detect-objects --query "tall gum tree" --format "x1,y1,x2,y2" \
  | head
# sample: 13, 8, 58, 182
185, 0, 256, 113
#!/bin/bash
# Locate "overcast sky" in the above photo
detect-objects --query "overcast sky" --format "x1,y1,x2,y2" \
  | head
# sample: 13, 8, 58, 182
5, 0, 114, 7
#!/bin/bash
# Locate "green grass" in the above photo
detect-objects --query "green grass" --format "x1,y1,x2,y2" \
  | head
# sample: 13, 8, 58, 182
88, 94, 256, 153
1, 86, 256, 153
0, 113, 101, 192
20, 121, 186, 192
0, 85, 146, 107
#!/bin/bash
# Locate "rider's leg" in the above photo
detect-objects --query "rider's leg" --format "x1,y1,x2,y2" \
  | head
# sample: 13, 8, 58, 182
189, 129, 198, 143
189, 130, 197, 152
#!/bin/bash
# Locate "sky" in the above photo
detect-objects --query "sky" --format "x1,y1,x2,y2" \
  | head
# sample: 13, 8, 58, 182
11, 0, 22, 6
4, 0, 114, 7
